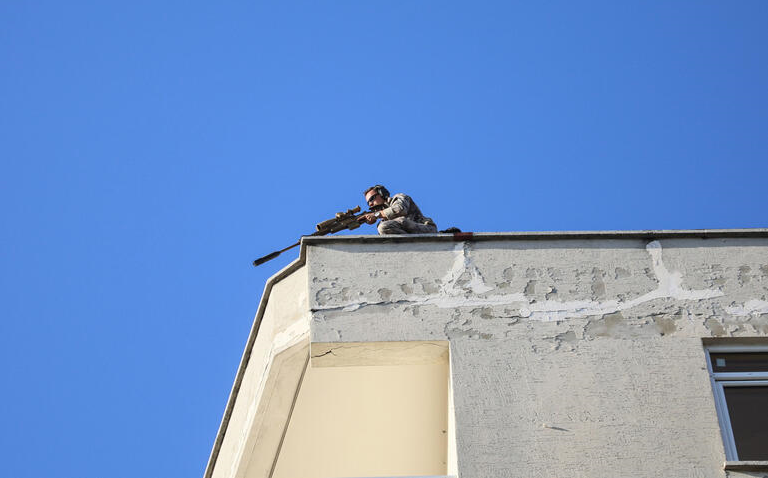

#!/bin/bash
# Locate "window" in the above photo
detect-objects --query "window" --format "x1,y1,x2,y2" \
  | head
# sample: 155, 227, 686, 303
706, 345, 768, 462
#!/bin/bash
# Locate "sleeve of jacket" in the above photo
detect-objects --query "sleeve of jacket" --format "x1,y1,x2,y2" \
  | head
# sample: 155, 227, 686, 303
381, 193, 411, 220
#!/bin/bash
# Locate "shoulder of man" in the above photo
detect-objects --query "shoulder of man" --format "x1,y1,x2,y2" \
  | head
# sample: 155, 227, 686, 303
382, 193, 413, 218
387, 193, 413, 208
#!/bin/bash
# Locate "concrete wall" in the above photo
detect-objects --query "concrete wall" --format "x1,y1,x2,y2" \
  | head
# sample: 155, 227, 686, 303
306, 236, 768, 478
211, 265, 310, 478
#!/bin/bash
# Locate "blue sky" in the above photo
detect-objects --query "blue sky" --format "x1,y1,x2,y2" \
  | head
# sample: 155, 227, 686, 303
2, 1, 767, 476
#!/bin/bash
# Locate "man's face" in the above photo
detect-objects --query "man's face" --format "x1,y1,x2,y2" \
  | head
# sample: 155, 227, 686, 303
365, 189, 385, 208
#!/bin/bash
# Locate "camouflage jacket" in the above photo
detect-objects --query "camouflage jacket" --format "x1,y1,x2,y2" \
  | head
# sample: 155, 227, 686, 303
381, 193, 435, 226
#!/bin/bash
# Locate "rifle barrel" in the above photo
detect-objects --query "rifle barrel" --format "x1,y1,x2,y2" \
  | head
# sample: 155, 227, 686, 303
252, 241, 300, 267
252, 204, 380, 267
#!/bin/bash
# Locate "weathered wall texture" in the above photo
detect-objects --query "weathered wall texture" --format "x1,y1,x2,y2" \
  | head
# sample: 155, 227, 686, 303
307, 237, 768, 478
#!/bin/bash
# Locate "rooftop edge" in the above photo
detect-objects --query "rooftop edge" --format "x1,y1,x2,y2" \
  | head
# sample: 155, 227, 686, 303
301, 228, 768, 245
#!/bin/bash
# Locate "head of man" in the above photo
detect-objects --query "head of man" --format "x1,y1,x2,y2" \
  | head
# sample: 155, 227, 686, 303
364, 185, 389, 208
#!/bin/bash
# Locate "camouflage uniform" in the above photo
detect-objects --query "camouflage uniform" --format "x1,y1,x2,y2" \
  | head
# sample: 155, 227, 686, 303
377, 193, 437, 235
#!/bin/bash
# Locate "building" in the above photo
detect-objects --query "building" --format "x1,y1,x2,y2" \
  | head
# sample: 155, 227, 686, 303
205, 230, 768, 478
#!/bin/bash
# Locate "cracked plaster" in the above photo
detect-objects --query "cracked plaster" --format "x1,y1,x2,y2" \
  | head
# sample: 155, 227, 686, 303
303, 236, 768, 477
308, 239, 768, 345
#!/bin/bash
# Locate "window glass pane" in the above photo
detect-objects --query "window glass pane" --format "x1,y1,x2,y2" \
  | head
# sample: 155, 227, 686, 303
723, 386, 768, 460
710, 353, 768, 373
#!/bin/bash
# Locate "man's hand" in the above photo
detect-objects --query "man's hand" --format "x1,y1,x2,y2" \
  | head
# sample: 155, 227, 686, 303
359, 212, 380, 224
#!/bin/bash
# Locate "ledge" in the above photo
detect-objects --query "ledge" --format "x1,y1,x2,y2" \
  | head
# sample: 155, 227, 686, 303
725, 461, 768, 471
302, 228, 768, 246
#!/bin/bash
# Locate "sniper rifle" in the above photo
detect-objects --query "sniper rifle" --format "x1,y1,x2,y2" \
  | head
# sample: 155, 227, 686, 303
252, 205, 383, 267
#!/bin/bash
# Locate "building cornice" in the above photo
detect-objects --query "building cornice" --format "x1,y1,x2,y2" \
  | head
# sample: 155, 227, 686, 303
302, 228, 768, 245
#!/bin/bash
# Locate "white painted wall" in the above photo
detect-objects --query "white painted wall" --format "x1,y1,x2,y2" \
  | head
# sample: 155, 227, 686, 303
212, 266, 310, 478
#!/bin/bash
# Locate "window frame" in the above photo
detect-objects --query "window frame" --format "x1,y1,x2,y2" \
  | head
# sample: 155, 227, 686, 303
705, 344, 768, 461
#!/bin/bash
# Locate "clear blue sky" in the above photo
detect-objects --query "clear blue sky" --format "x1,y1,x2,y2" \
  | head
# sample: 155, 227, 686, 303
2, 1, 767, 476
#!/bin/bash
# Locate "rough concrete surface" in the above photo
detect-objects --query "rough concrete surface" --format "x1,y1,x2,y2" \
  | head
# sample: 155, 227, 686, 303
306, 236, 768, 478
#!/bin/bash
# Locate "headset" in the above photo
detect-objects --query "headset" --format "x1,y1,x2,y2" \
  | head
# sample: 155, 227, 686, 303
365, 184, 390, 200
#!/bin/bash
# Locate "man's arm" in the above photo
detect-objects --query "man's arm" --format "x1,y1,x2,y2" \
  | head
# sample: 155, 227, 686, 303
380, 194, 411, 220
360, 194, 410, 223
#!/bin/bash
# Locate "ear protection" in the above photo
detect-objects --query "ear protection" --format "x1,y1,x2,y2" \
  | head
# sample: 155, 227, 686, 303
370, 184, 390, 199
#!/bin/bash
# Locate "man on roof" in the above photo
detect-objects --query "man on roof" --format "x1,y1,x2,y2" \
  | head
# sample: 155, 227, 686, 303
358, 185, 438, 235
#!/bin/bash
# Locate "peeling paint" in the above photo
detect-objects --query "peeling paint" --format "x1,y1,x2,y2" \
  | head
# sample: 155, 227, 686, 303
615, 267, 631, 279
310, 241, 768, 326
545, 286, 558, 300
272, 318, 310, 353
725, 299, 768, 316
591, 268, 606, 299
441, 242, 493, 295
524, 280, 537, 296
298, 235, 768, 478
704, 317, 726, 336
